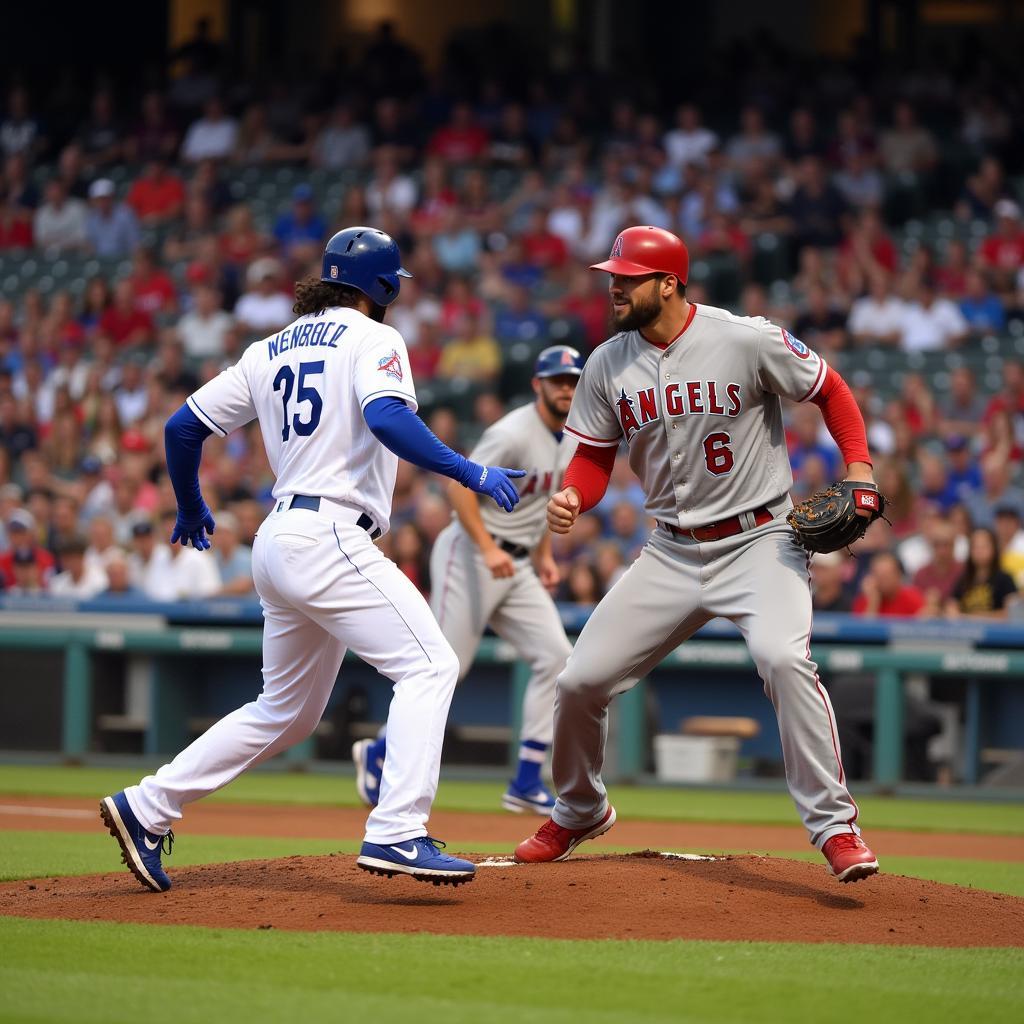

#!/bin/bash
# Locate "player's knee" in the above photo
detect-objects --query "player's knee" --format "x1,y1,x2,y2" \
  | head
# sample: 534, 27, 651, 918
530, 640, 572, 678
751, 643, 804, 683
556, 662, 606, 700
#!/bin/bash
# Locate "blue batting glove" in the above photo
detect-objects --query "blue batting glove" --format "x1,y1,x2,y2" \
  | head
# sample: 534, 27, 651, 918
463, 462, 527, 513
170, 503, 216, 550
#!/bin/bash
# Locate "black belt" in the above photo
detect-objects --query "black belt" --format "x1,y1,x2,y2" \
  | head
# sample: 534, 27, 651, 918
494, 538, 530, 559
277, 494, 382, 539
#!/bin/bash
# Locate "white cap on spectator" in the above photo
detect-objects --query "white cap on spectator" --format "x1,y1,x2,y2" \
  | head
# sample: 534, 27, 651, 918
7, 507, 35, 531
995, 198, 1021, 220
88, 178, 115, 199
247, 256, 281, 287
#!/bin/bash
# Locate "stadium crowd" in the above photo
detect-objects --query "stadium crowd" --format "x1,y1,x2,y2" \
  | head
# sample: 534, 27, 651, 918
2, 22, 1024, 620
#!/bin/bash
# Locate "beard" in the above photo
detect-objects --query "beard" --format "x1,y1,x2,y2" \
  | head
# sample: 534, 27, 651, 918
540, 390, 573, 422
610, 290, 663, 332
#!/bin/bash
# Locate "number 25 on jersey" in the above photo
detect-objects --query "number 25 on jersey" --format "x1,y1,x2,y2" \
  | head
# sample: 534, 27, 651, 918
273, 360, 324, 442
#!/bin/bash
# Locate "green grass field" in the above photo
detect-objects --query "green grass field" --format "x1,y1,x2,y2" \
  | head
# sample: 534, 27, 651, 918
1, 765, 1022, 1024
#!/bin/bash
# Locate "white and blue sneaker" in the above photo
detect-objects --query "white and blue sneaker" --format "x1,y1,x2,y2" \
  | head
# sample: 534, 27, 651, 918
352, 739, 382, 808
502, 781, 556, 816
100, 791, 173, 892
357, 837, 476, 886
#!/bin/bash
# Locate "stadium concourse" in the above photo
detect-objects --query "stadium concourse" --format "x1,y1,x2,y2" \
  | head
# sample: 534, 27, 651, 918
2, 24, 1024, 625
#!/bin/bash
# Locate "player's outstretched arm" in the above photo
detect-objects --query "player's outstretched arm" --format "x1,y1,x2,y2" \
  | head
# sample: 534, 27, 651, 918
164, 404, 216, 550
363, 396, 525, 512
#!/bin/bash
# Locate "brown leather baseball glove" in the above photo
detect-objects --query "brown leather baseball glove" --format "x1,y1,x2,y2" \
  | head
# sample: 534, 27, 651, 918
786, 481, 886, 554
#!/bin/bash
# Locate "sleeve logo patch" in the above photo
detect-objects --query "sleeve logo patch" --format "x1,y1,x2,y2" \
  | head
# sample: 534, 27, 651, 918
782, 329, 810, 359
377, 349, 404, 382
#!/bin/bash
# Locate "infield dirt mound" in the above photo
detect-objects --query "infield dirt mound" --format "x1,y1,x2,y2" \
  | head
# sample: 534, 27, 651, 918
2, 852, 1021, 947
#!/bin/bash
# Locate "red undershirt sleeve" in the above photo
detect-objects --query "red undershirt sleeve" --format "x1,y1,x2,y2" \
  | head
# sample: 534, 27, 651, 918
563, 442, 618, 512
810, 365, 872, 468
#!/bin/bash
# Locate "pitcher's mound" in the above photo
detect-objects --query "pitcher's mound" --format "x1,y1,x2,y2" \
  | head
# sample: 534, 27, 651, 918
2, 851, 1021, 947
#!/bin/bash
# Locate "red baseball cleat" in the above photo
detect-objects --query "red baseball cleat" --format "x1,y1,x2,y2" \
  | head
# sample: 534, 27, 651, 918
822, 833, 879, 883
514, 805, 616, 863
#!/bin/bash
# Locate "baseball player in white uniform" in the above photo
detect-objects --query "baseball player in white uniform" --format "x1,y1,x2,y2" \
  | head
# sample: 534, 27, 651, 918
353, 346, 582, 816
101, 227, 526, 891
514, 226, 881, 884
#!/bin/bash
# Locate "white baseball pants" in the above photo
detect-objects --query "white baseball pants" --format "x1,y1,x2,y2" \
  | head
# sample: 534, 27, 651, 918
125, 505, 460, 844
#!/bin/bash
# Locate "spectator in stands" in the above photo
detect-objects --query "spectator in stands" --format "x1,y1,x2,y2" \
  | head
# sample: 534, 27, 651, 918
210, 511, 254, 596
181, 97, 238, 163
234, 257, 292, 336
231, 103, 279, 164
793, 283, 847, 353
726, 105, 781, 172
126, 91, 179, 164
126, 158, 186, 225
3, 152, 40, 211
833, 149, 884, 211
955, 155, 1009, 222
607, 500, 647, 560
493, 285, 547, 346
33, 179, 88, 252
133, 512, 222, 600
810, 551, 854, 612
312, 104, 370, 170
431, 207, 481, 275
130, 247, 177, 317
521, 207, 569, 269
78, 455, 114, 522
847, 271, 905, 347
898, 279, 969, 351
99, 550, 142, 597
83, 515, 118, 576
7, 546, 44, 594
49, 535, 107, 598
272, 184, 326, 260
0, 508, 54, 589
787, 402, 841, 479
365, 148, 417, 216
0, 87, 42, 162
562, 559, 603, 606
392, 522, 430, 595
0, 193, 32, 249
959, 269, 1006, 336
913, 519, 964, 615
939, 367, 986, 439
178, 283, 231, 360
487, 103, 538, 168
787, 156, 847, 251
664, 103, 717, 169
965, 451, 1024, 528
980, 199, 1024, 295
993, 504, 1024, 587
879, 101, 937, 176
85, 179, 141, 258
852, 551, 925, 616
437, 312, 501, 383
99, 280, 154, 349
78, 90, 123, 169
946, 526, 1018, 619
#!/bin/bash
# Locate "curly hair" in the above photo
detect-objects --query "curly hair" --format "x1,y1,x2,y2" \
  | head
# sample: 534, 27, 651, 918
292, 275, 386, 321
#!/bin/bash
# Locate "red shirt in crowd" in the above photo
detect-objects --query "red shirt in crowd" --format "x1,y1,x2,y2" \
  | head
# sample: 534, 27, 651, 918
99, 305, 155, 346
131, 268, 177, 315
522, 229, 568, 268
127, 174, 186, 221
980, 231, 1024, 271
852, 585, 926, 616
0, 546, 55, 589
427, 125, 489, 163
0, 214, 32, 249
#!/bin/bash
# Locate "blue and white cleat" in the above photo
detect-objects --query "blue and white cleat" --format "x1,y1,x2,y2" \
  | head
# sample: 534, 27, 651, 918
357, 837, 476, 886
502, 781, 556, 816
100, 791, 173, 893
352, 739, 382, 808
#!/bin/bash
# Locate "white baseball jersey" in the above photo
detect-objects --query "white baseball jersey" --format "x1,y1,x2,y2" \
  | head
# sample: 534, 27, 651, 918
466, 403, 578, 550
564, 303, 827, 527
186, 307, 417, 534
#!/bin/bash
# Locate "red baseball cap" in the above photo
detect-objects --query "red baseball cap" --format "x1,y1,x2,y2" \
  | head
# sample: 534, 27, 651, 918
590, 225, 689, 284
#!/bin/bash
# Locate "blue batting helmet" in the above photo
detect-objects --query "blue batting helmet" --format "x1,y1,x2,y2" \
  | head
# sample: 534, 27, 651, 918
321, 226, 412, 307
534, 345, 584, 378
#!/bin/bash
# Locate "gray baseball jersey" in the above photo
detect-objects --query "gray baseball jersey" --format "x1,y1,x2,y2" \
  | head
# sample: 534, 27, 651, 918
564, 303, 827, 527
467, 402, 578, 550
430, 401, 576, 748
550, 302, 863, 854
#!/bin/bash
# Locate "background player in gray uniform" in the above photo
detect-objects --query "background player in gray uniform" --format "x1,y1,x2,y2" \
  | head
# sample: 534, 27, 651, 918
515, 226, 881, 884
354, 346, 582, 814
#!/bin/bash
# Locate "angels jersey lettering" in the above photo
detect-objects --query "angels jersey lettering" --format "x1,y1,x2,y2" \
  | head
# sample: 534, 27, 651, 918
564, 304, 826, 528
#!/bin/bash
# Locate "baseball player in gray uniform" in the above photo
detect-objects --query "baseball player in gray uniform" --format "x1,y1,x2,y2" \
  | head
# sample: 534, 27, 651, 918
514, 226, 881, 883
354, 346, 582, 814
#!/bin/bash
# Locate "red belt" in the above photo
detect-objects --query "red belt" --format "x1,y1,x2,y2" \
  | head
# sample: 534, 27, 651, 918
661, 506, 773, 543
